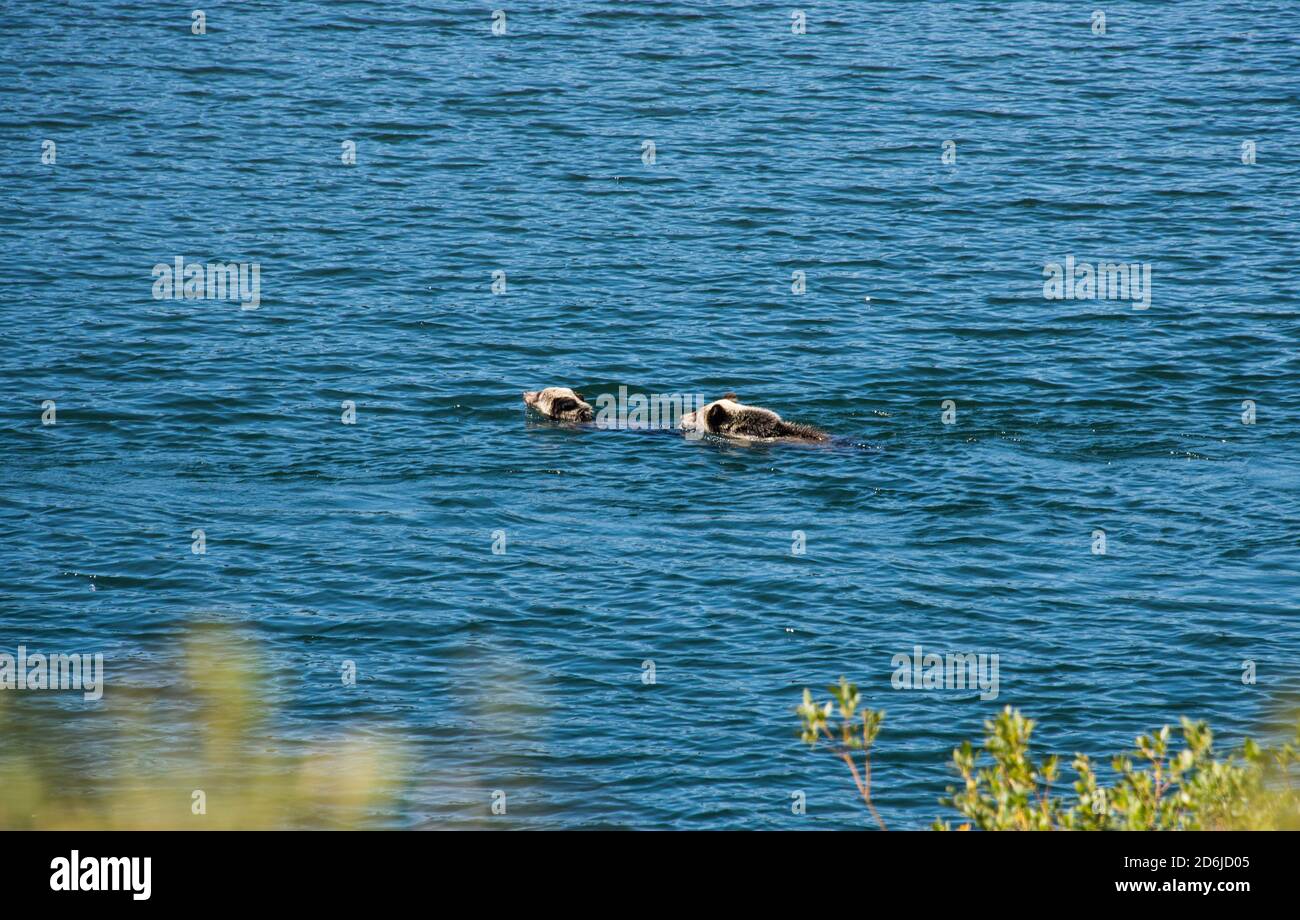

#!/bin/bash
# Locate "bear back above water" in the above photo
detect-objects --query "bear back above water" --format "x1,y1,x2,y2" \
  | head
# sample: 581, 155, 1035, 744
679, 394, 828, 442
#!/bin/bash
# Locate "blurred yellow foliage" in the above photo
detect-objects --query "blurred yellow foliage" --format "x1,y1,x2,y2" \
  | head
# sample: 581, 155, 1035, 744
0, 626, 401, 830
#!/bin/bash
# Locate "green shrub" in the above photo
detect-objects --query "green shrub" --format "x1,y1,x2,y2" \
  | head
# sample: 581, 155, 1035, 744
797, 680, 1299, 830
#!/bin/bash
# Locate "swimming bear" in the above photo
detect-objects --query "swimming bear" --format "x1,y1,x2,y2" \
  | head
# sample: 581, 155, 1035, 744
522, 387, 595, 422
679, 393, 828, 442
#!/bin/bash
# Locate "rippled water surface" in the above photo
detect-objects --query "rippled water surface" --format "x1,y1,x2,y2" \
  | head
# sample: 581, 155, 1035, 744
2, 1, 1299, 828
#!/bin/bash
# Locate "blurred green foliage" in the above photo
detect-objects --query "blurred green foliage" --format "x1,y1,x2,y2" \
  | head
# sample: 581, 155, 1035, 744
0, 627, 401, 830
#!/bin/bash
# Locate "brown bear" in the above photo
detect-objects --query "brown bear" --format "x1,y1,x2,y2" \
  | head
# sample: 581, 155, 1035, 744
678, 393, 827, 442
522, 387, 595, 422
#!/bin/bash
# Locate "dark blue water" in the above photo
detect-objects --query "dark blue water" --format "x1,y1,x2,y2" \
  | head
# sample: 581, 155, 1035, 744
2, 1, 1299, 828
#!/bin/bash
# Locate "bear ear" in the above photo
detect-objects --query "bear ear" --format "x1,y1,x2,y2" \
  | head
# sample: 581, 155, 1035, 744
722, 392, 738, 401
706, 402, 730, 431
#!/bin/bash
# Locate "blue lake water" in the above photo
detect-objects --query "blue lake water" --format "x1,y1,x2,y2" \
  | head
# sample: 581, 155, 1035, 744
2, 1, 1298, 828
